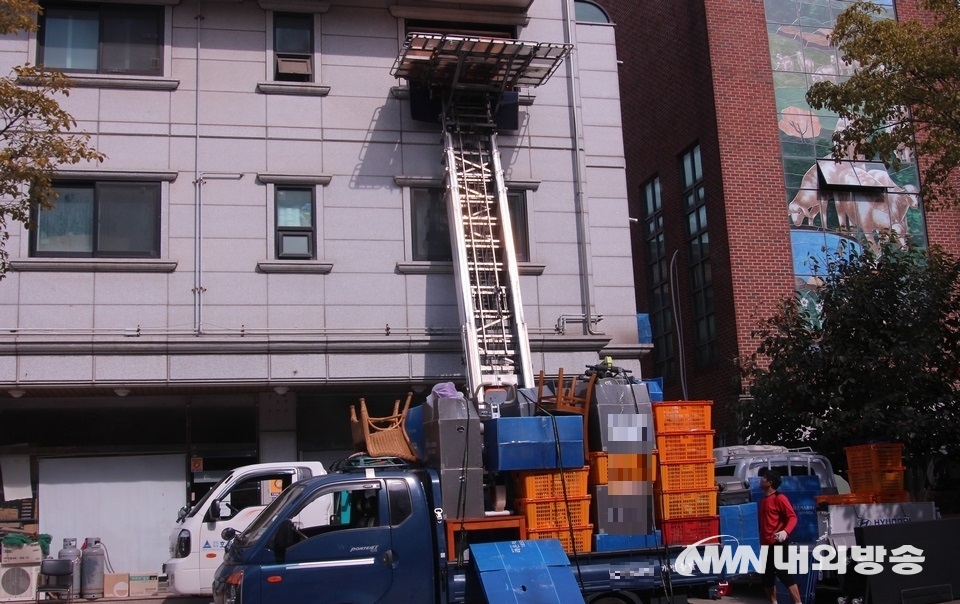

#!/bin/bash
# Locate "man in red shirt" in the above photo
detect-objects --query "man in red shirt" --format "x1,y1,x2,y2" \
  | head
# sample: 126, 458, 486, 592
758, 469, 801, 604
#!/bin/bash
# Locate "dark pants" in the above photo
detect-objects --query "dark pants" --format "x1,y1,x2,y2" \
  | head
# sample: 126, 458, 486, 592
762, 542, 797, 589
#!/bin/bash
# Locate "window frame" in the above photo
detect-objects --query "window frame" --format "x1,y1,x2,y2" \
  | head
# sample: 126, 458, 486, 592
275, 185, 317, 260
29, 180, 162, 259
680, 145, 718, 367
641, 176, 675, 381
273, 11, 314, 83
410, 187, 529, 263
37, 2, 164, 77
574, 0, 612, 23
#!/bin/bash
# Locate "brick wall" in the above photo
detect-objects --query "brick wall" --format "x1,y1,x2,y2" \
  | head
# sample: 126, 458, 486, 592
600, 0, 960, 441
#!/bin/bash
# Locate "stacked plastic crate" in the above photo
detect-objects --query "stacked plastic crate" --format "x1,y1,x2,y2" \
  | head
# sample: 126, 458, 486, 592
845, 443, 909, 503
512, 466, 593, 553
652, 401, 719, 545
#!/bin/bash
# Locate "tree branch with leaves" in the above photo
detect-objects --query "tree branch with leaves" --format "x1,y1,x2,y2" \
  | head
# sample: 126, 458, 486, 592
807, 0, 960, 209
0, 0, 104, 275
735, 239, 960, 485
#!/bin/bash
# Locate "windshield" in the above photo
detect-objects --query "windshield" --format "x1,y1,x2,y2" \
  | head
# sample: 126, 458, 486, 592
236, 483, 307, 546
184, 471, 235, 519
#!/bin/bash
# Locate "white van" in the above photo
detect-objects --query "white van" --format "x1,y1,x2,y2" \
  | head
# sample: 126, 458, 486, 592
714, 445, 841, 495
164, 461, 327, 595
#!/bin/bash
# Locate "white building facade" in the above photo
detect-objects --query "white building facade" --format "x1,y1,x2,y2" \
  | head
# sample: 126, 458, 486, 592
0, 0, 641, 569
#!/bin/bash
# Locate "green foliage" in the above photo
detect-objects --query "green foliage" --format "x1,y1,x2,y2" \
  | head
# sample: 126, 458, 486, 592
0, 0, 104, 275
735, 238, 960, 471
806, 0, 960, 209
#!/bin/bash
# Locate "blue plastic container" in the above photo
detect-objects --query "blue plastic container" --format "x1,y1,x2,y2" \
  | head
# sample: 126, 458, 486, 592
483, 416, 584, 470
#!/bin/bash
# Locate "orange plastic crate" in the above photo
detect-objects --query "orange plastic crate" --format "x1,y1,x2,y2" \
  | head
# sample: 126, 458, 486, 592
513, 467, 589, 498
589, 453, 657, 484
656, 488, 718, 520
656, 431, 715, 462
657, 460, 716, 492
849, 468, 905, 493
846, 443, 904, 473
661, 516, 720, 546
526, 524, 593, 553
652, 401, 713, 433
588, 452, 608, 485
870, 490, 911, 503
815, 493, 877, 507
515, 496, 591, 529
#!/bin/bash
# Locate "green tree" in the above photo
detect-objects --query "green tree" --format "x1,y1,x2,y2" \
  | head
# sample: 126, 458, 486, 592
806, 0, 960, 209
0, 0, 104, 274
735, 239, 960, 481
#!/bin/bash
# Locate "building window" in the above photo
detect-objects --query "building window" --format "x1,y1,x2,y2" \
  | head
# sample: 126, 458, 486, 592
274, 12, 313, 82
681, 145, 717, 366
642, 177, 675, 381
411, 188, 529, 263
574, 1, 611, 23
38, 3, 163, 76
405, 19, 516, 39
31, 182, 160, 258
275, 186, 315, 259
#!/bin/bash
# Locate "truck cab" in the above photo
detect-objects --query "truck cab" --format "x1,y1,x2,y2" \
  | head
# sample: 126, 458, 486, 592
213, 469, 440, 604
165, 461, 327, 595
714, 445, 840, 494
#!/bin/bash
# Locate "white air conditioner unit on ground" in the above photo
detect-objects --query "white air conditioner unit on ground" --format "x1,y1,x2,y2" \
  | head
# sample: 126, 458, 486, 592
0, 565, 39, 602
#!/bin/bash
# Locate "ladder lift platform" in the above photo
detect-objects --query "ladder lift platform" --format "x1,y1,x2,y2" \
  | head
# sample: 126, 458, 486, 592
392, 34, 572, 416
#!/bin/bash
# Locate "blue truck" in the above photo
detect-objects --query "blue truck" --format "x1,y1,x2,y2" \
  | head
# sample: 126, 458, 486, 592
211, 463, 723, 604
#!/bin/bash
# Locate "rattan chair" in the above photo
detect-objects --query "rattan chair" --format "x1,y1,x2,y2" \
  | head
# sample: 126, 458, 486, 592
349, 392, 419, 462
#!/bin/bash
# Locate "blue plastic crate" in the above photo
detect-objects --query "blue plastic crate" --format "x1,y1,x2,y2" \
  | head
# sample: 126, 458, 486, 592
594, 530, 661, 551
642, 379, 664, 402
637, 313, 653, 344
719, 502, 760, 543
747, 479, 820, 544
483, 416, 584, 471
405, 404, 425, 460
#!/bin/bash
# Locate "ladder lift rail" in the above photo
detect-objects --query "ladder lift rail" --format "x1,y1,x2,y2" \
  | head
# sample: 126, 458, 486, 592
443, 133, 484, 394
487, 133, 533, 389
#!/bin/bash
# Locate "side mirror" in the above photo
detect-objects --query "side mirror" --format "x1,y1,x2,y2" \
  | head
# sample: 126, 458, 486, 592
209, 499, 229, 521
221, 527, 238, 541
176, 505, 190, 523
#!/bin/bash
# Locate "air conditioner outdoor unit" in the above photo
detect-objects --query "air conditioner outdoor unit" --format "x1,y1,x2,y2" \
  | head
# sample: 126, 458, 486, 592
0, 564, 39, 602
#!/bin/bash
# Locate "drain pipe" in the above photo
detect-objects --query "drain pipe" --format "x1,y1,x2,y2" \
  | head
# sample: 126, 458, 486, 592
562, 0, 602, 336
192, 0, 204, 334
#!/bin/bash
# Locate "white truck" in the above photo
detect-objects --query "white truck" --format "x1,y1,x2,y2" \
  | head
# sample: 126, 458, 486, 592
164, 461, 327, 596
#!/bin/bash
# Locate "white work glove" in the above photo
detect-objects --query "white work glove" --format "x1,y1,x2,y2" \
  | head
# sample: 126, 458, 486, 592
774, 530, 788, 543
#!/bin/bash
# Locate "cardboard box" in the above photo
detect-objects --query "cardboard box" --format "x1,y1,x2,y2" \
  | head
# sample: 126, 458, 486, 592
129, 573, 159, 597
104, 573, 130, 598
1, 542, 42, 564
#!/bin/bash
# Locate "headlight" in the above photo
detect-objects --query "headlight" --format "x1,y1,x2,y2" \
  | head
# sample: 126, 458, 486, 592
174, 529, 191, 558
225, 570, 243, 604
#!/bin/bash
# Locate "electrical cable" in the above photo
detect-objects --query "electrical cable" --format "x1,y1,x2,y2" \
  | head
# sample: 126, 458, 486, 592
669, 250, 689, 400
454, 390, 474, 566
543, 406, 585, 590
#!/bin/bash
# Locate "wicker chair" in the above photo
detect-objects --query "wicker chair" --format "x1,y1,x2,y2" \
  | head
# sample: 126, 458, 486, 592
536, 368, 597, 458
349, 392, 419, 462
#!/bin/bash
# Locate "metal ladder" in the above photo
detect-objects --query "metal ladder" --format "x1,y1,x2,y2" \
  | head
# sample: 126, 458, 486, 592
442, 122, 533, 414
